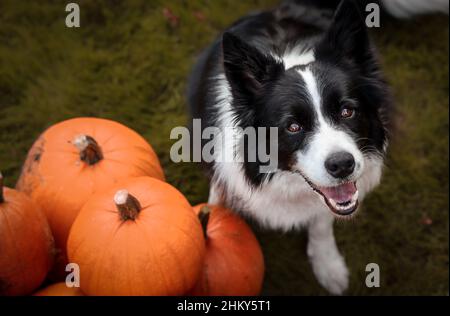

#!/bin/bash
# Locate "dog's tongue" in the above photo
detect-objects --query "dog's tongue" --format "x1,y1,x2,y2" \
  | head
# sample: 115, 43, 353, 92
320, 182, 357, 203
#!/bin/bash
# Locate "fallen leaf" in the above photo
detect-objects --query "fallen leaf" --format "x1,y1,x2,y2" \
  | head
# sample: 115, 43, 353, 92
163, 8, 179, 28
420, 214, 433, 226
194, 11, 206, 22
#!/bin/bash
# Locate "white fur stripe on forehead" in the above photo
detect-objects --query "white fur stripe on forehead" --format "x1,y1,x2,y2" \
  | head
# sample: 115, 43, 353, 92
283, 49, 315, 70
297, 67, 322, 117
272, 48, 315, 70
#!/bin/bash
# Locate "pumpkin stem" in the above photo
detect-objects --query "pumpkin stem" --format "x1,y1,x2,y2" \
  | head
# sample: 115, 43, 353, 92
0, 172, 4, 204
114, 190, 141, 221
73, 135, 103, 165
198, 205, 211, 239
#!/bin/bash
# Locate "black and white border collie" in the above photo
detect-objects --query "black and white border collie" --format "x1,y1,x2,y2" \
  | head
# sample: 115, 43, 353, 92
187, 0, 445, 294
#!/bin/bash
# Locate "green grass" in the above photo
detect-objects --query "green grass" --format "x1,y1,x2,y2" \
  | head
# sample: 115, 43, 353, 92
0, 0, 448, 295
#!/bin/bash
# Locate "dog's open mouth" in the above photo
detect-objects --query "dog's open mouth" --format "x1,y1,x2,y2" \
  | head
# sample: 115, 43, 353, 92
316, 182, 359, 216
296, 172, 359, 216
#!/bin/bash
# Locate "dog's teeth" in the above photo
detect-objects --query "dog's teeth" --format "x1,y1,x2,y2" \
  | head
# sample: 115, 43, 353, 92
352, 190, 359, 203
329, 194, 357, 212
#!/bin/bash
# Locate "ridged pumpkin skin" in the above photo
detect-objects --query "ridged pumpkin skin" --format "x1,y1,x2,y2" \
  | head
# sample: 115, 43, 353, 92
0, 175, 54, 296
190, 204, 265, 296
33, 282, 84, 296
16, 117, 165, 278
67, 177, 205, 296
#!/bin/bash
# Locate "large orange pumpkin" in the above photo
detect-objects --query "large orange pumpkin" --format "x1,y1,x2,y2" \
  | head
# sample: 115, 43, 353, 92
67, 177, 205, 296
16, 117, 165, 279
33, 282, 84, 296
0, 172, 54, 296
190, 204, 265, 296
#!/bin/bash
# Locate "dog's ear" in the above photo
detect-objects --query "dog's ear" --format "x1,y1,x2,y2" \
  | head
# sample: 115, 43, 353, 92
222, 32, 283, 98
316, 0, 371, 65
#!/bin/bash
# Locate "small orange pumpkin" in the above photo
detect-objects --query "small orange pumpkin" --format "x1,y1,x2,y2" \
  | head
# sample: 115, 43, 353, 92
190, 204, 265, 296
0, 172, 54, 296
67, 177, 205, 296
16, 117, 165, 279
33, 282, 84, 296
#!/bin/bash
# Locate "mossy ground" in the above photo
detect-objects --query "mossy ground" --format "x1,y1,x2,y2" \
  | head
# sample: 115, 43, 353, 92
0, 1, 448, 295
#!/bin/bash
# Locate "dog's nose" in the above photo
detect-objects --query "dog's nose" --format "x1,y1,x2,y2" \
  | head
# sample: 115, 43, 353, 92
325, 151, 355, 179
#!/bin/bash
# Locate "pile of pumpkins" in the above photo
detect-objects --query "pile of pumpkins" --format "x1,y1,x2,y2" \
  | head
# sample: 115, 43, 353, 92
0, 117, 264, 296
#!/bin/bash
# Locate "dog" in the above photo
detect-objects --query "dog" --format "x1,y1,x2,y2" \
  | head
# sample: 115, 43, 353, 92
186, 0, 444, 294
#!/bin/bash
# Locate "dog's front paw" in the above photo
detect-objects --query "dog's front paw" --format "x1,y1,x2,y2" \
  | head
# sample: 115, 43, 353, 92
309, 251, 349, 295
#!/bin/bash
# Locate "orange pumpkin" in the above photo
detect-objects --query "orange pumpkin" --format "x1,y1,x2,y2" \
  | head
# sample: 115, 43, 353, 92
33, 282, 84, 296
190, 204, 265, 296
0, 172, 54, 296
67, 177, 205, 296
16, 117, 165, 279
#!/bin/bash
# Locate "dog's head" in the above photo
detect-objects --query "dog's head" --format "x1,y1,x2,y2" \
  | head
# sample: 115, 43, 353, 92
222, 0, 391, 216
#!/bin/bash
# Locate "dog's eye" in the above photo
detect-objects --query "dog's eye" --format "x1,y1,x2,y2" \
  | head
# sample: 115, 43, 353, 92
341, 107, 355, 119
287, 122, 302, 133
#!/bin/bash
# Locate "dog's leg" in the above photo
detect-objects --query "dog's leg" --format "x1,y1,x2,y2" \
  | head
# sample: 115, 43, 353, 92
307, 213, 349, 295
